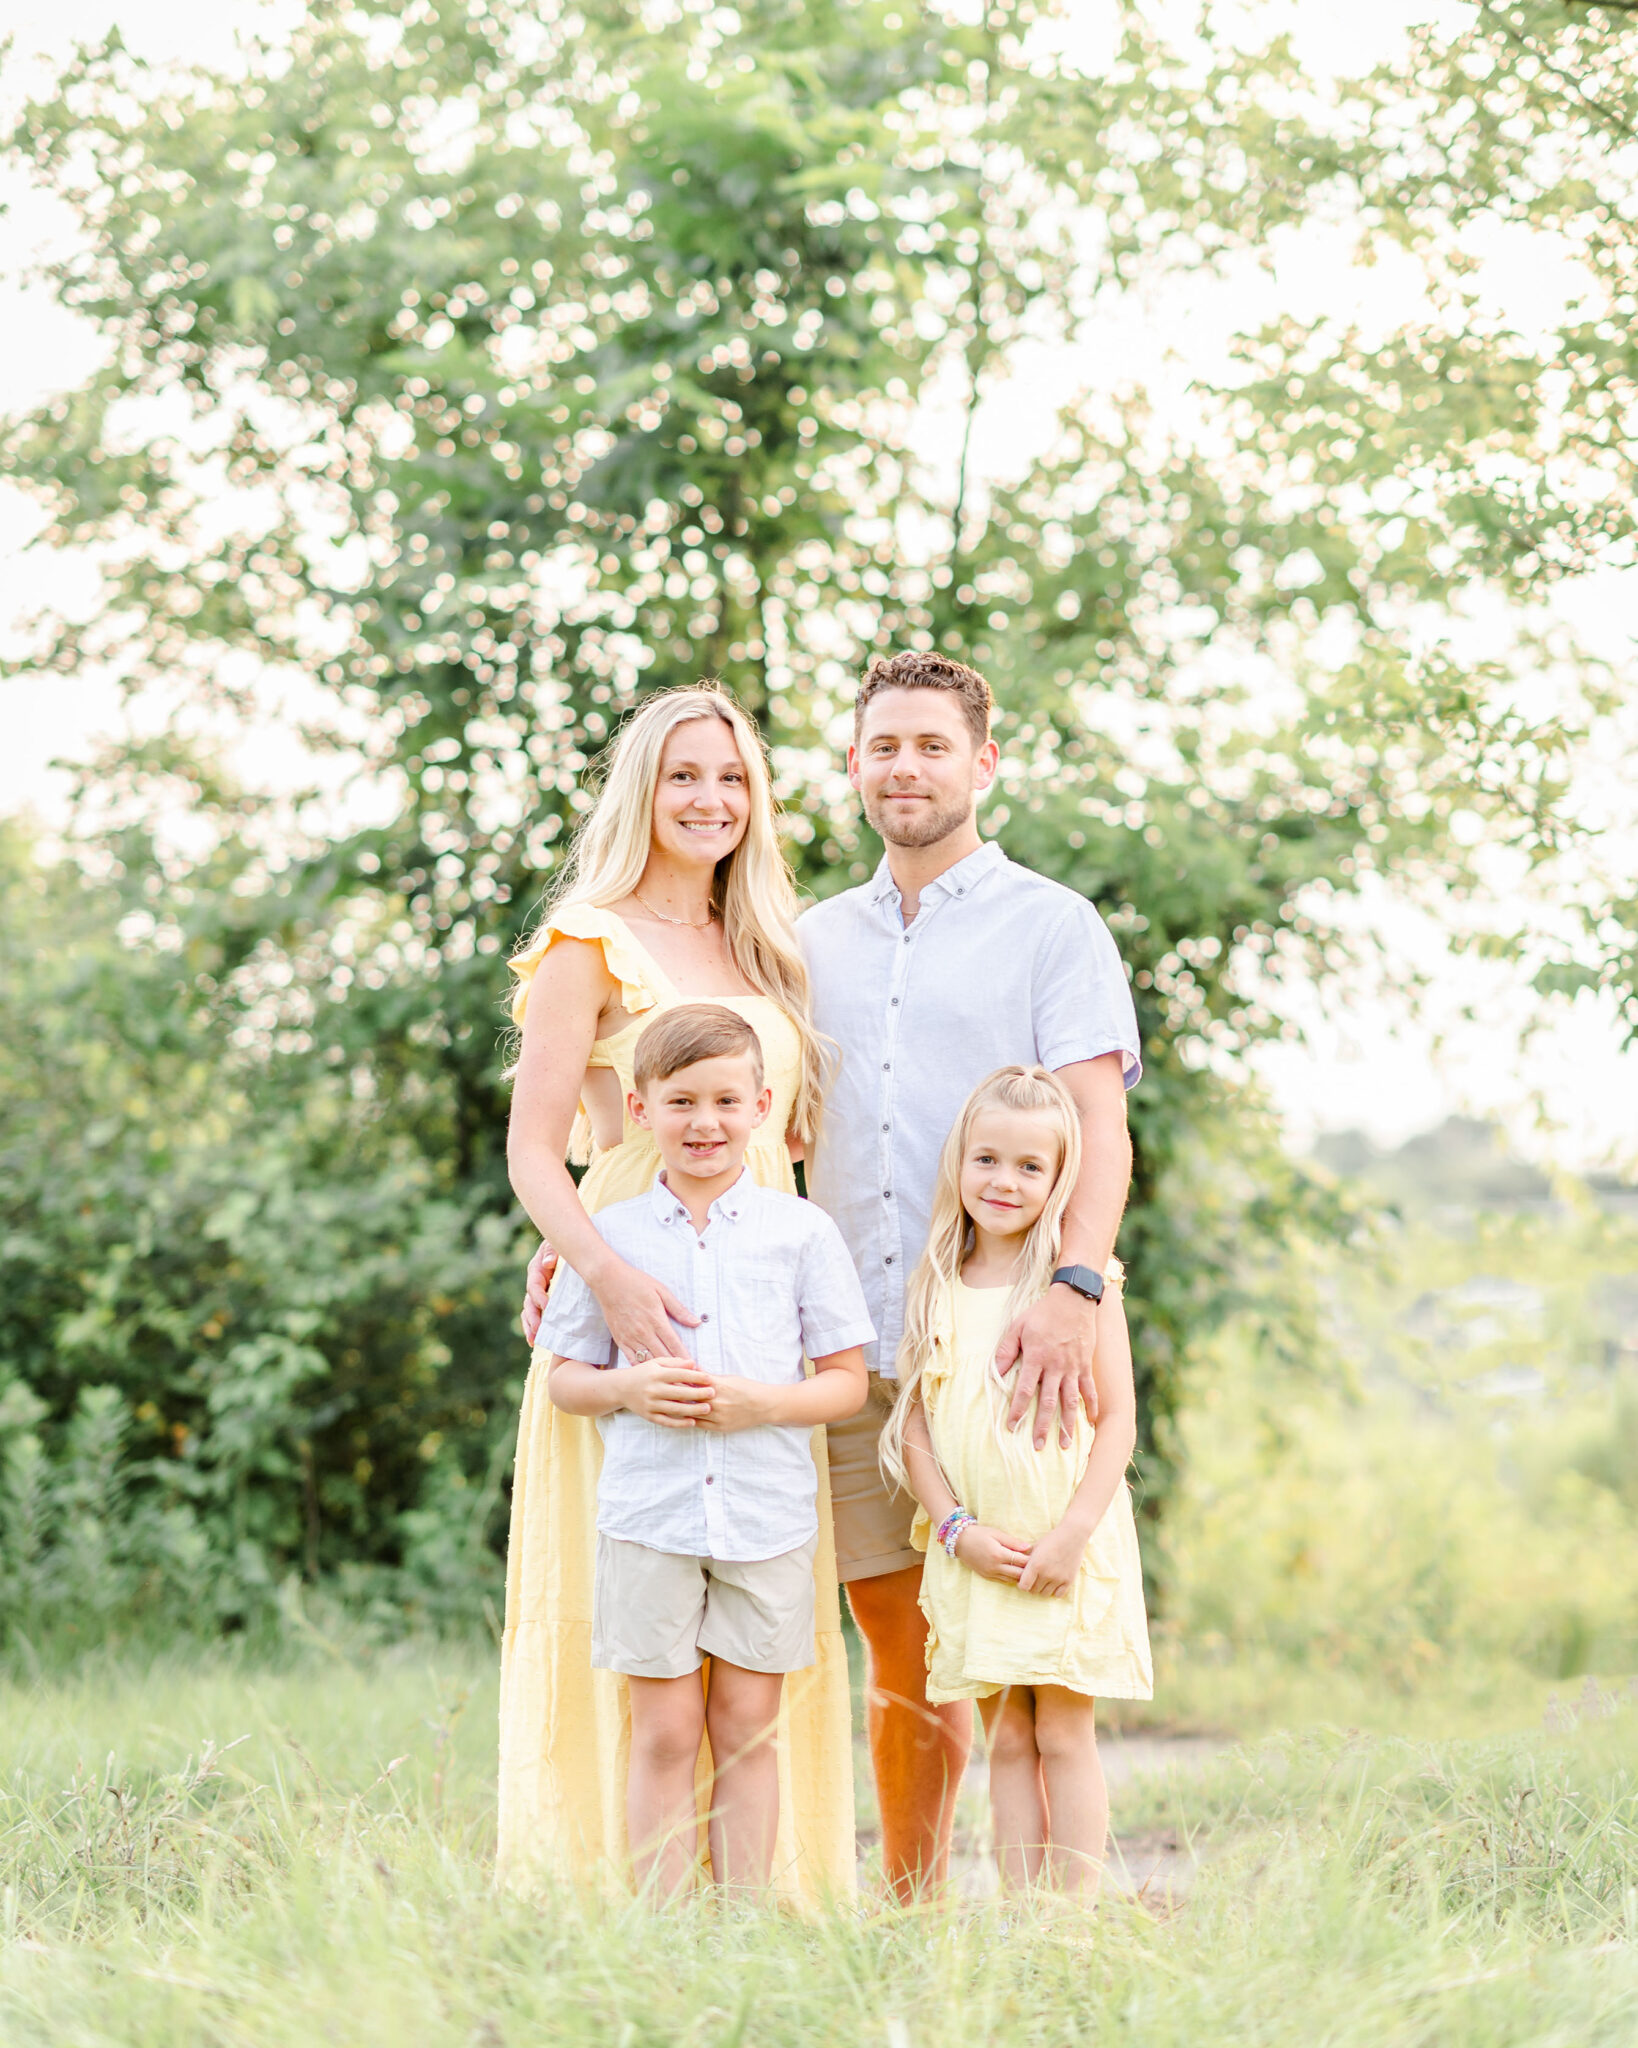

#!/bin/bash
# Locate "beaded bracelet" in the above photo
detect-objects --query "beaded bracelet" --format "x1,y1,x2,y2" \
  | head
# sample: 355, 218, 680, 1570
937, 1507, 977, 1559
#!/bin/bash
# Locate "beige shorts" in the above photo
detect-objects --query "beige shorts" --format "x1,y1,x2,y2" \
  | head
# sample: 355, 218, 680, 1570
592, 1532, 819, 1679
825, 1374, 921, 1585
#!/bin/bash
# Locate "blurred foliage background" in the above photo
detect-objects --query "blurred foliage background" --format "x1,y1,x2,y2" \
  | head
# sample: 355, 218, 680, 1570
1154, 1133, 1638, 1726
1, 0, 1635, 1676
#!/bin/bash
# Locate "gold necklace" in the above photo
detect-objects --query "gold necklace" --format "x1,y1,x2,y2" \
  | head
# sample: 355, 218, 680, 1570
635, 890, 716, 930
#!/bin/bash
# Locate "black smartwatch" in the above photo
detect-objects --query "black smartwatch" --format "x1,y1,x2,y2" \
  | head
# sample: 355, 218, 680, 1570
1051, 1263, 1106, 1304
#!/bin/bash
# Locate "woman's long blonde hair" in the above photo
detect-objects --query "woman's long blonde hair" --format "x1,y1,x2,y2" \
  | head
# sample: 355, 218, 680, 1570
880, 1066, 1083, 1491
508, 685, 825, 1142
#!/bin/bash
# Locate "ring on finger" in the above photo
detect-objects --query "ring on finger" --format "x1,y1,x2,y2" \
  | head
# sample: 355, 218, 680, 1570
632, 1348, 652, 1362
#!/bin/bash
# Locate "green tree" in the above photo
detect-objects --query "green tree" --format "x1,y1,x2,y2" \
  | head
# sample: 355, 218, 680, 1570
1, 0, 1619, 1624
1191, 0, 1638, 1022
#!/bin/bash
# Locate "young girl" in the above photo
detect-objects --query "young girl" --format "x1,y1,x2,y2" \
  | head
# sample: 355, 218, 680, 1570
882, 1066, 1152, 1896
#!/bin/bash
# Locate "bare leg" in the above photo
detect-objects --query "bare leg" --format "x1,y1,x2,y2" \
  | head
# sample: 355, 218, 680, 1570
1033, 1685, 1107, 1897
977, 1686, 1047, 1890
845, 1564, 972, 1902
626, 1672, 708, 1899
703, 1660, 785, 1894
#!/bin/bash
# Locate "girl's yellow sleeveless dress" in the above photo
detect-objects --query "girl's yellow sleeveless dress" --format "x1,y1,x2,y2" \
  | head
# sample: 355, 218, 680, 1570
913, 1277, 1153, 1706
496, 905, 856, 1902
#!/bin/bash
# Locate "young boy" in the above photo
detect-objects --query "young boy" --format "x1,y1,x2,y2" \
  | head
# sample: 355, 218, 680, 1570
540, 1002, 872, 1897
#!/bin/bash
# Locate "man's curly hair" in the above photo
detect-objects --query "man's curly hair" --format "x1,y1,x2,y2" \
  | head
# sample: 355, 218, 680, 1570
853, 649, 993, 748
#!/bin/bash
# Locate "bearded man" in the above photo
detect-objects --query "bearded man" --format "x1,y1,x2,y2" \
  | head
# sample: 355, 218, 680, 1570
798, 650, 1140, 1898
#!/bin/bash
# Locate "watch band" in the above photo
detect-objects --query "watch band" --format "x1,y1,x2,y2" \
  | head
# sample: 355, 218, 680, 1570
1051, 1263, 1106, 1304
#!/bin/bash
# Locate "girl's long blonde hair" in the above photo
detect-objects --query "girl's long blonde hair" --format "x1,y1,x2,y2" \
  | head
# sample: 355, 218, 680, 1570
880, 1065, 1083, 1491
508, 685, 825, 1142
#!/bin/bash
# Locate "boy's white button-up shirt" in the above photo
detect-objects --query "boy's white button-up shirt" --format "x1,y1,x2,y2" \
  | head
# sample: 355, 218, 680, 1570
799, 841, 1141, 1379
537, 1170, 875, 1561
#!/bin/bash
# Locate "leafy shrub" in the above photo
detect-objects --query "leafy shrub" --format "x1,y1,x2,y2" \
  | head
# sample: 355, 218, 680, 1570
0, 833, 518, 1652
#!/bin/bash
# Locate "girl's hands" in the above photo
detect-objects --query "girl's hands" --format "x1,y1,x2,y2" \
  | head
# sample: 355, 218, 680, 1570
595, 1257, 702, 1367
952, 1524, 1033, 1585
1017, 1521, 1088, 1598
619, 1355, 715, 1428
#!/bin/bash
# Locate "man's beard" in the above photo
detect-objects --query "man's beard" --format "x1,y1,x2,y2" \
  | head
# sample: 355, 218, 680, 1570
861, 786, 974, 849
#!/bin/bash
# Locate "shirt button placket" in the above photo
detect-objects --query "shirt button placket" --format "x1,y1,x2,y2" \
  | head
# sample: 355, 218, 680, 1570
881, 922, 911, 1300
701, 1226, 724, 1554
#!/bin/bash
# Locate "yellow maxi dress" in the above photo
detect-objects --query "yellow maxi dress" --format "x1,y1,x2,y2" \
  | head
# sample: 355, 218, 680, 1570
496, 904, 856, 1902
913, 1277, 1153, 1707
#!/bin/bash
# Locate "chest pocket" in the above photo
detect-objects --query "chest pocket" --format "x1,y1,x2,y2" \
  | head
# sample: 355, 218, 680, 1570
727, 1274, 801, 1376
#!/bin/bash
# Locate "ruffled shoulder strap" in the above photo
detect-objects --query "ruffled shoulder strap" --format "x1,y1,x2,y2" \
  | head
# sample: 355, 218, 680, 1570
510, 902, 665, 1025
918, 1285, 961, 1395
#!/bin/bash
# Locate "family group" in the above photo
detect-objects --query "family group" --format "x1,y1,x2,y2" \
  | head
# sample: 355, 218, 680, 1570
498, 649, 1152, 1906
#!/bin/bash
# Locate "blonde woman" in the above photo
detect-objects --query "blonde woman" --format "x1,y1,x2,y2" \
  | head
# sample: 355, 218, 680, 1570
881, 1067, 1152, 1895
498, 685, 853, 1903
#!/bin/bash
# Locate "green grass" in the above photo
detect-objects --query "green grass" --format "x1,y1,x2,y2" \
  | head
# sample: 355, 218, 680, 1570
4, 1643, 1638, 2045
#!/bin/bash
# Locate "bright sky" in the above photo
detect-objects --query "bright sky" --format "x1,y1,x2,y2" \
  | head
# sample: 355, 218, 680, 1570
1, 0, 1634, 1171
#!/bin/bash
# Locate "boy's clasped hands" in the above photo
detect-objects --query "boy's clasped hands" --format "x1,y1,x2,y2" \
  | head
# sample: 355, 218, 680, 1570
613, 1353, 779, 1432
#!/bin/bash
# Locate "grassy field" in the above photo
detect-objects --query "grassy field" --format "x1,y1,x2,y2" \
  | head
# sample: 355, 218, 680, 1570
4, 1642, 1638, 2046
4, 1189, 1634, 2041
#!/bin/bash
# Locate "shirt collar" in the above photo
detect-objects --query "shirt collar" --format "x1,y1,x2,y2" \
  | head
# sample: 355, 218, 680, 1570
867, 857, 899, 904
650, 1165, 753, 1227
868, 839, 1007, 913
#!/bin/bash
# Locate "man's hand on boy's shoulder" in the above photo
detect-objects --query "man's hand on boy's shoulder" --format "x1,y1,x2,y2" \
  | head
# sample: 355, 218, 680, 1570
994, 1285, 1099, 1450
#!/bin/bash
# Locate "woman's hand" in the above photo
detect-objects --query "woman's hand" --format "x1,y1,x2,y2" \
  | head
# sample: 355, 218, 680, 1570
521, 1243, 701, 1365
618, 1355, 715, 1428
521, 1240, 558, 1345
1017, 1520, 1088, 1598
952, 1524, 1033, 1585
594, 1256, 703, 1366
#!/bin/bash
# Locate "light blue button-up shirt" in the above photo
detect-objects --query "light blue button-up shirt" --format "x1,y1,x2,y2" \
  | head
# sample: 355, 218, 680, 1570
537, 1169, 875, 1559
799, 841, 1141, 1378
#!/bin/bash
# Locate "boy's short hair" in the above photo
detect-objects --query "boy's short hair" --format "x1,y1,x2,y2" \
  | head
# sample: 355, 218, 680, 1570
853, 649, 993, 748
633, 1003, 765, 1094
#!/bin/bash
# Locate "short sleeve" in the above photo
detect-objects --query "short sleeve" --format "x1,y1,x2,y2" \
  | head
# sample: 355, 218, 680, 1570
1031, 898, 1142, 1087
794, 1212, 876, 1361
535, 1259, 615, 1367
510, 902, 662, 1028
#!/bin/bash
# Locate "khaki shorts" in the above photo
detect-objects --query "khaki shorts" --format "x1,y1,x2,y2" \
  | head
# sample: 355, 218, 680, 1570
825, 1374, 921, 1585
592, 1532, 818, 1679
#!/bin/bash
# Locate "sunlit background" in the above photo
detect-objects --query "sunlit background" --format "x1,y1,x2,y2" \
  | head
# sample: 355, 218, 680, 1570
2, 5, 1638, 2034
5, 0, 1634, 1166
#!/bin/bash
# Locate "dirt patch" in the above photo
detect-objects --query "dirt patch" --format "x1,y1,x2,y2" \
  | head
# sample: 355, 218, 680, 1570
917, 1729, 1233, 1902
1104, 1828, 1198, 1905
1100, 1731, 1230, 1790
